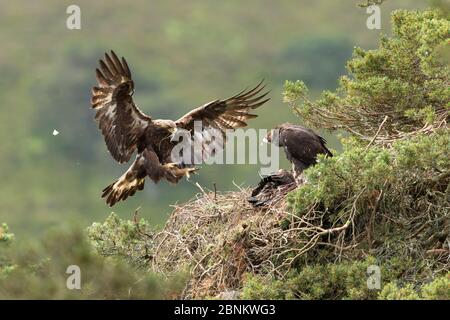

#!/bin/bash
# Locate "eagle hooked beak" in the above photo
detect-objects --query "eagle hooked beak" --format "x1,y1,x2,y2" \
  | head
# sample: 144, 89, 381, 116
262, 130, 272, 144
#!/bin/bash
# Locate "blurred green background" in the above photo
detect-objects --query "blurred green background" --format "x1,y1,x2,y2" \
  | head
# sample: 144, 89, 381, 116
0, 0, 426, 238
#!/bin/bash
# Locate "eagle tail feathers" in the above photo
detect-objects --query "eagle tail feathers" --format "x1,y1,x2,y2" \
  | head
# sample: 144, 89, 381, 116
102, 174, 145, 207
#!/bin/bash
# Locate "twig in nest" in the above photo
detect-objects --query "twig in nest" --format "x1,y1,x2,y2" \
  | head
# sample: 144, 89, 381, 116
133, 206, 141, 224
195, 182, 207, 195
365, 115, 389, 151
426, 249, 449, 256
195, 182, 213, 202
132, 206, 153, 239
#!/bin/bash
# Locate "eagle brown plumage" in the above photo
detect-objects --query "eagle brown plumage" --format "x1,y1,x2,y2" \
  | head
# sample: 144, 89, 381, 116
248, 123, 332, 208
91, 50, 270, 206
265, 123, 333, 178
247, 169, 296, 208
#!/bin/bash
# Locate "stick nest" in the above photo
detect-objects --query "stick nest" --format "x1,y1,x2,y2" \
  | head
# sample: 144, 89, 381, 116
150, 185, 303, 298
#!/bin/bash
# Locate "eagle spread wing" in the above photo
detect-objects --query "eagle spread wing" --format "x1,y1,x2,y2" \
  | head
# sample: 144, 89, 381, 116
175, 81, 270, 132
91, 51, 151, 163
174, 81, 270, 160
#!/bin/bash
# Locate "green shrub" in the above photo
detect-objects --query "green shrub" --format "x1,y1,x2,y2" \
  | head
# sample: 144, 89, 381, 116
284, 9, 449, 142
0, 223, 15, 276
280, 8, 449, 296
379, 273, 450, 300
378, 283, 420, 300
0, 223, 14, 244
87, 212, 155, 268
0, 225, 186, 299
242, 262, 450, 300
242, 257, 380, 300
421, 273, 450, 300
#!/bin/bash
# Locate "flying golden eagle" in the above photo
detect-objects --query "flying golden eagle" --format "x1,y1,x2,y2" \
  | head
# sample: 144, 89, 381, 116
264, 123, 333, 179
91, 51, 270, 206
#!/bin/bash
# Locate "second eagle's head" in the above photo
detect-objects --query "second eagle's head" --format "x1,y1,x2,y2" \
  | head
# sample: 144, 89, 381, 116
263, 125, 284, 147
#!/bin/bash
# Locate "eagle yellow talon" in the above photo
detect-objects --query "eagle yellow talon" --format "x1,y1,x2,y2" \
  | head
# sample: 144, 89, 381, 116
185, 167, 199, 178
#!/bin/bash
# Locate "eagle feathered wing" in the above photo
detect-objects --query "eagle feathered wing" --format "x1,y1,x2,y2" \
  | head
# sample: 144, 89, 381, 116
175, 81, 269, 132
91, 51, 151, 163
174, 81, 270, 160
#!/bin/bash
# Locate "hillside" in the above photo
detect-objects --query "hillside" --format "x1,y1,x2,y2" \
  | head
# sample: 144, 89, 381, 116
0, 0, 426, 237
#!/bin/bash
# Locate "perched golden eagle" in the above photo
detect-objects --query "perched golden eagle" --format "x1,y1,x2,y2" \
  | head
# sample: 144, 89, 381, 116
248, 123, 332, 208
91, 51, 270, 206
264, 123, 332, 179
265, 123, 333, 178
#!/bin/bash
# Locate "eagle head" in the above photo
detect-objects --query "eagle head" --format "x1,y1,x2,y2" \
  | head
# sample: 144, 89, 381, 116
153, 119, 178, 137
263, 128, 282, 146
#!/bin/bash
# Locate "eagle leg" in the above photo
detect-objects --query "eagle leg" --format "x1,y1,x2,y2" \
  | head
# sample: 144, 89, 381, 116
163, 163, 198, 182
